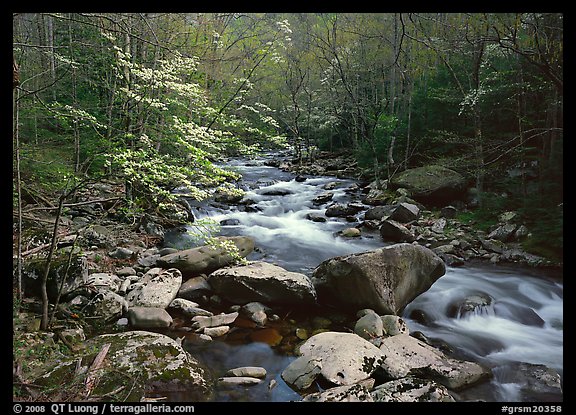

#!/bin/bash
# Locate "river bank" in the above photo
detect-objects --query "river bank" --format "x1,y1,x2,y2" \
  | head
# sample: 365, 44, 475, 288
13, 152, 562, 403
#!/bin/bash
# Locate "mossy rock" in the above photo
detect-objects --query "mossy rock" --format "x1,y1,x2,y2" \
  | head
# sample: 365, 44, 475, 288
22, 254, 88, 302
33, 331, 214, 401
390, 165, 466, 206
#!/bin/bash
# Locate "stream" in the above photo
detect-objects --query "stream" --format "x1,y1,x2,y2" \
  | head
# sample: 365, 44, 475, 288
163, 155, 563, 402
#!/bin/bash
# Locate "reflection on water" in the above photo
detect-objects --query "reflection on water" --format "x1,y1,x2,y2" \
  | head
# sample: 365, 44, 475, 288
185, 340, 301, 402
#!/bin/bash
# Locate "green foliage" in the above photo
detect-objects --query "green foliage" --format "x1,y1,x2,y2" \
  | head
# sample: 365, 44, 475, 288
17, 143, 75, 192
354, 114, 398, 170
456, 192, 510, 232
518, 204, 563, 262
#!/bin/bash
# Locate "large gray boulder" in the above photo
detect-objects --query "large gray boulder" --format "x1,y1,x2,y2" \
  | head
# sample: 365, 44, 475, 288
125, 268, 182, 309
281, 332, 385, 391
208, 261, 317, 305
311, 243, 446, 315
378, 334, 491, 390
34, 331, 213, 401
390, 165, 466, 206
156, 236, 255, 278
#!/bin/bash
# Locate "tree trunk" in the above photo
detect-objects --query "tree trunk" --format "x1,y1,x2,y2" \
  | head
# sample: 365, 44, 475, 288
69, 16, 81, 173
13, 87, 23, 304
40, 194, 65, 331
404, 79, 414, 169
45, 14, 56, 101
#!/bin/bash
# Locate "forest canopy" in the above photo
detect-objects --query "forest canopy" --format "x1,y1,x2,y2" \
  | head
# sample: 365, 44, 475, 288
13, 12, 563, 260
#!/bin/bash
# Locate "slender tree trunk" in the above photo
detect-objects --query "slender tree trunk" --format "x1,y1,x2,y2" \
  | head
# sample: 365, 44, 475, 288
40, 194, 65, 331
14, 86, 23, 304
516, 63, 527, 198
69, 16, 81, 173
387, 135, 396, 179
404, 79, 414, 170
45, 14, 56, 101
473, 111, 484, 208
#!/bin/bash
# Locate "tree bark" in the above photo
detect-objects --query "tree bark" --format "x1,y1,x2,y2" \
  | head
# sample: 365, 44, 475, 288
40, 194, 65, 331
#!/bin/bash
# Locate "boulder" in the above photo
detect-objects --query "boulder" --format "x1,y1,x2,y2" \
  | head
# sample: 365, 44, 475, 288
203, 326, 230, 337
440, 205, 458, 219
306, 213, 327, 223
325, 203, 364, 218
354, 312, 384, 340
312, 192, 334, 205
312, 243, 445, 315
447, 293, 493, 318
281, 332, 385, 390
241, 302, 269, 326
381, 315, 409, 336
364, 205, 395, 221
488, 223, 518, 242
208, 262, 317, 305
156, 236, 255, 278
431, 218, 447, 234
34, 331, 212, 401
84, 273, 121, 292
168, 298, 213, 318
125, 268, 182, 309
83, 291, 127, 321
371, 377, 455, 402
302, 379, 375, 402
380, 219, 415, 243
218, 376, 263, 386
127, 307, 173, 329
225, 366, 267, 379
341, 227, 361, 238
22, 254, 88, 302
493, 362, 562, 401
389, 165, 466, 206
191, 312, 238, 330
177, 276, 213, 301
108, 247, 134, 259
362, 189, 392, 206
378, 334, 491, 390
493, 302, 545, 327
389, 202, 420, 223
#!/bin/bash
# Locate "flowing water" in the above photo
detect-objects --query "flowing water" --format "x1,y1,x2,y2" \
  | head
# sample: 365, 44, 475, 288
164, 155, 563, 402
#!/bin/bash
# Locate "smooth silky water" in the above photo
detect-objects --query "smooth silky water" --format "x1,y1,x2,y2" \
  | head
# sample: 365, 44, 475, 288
162, 156, 563, 402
